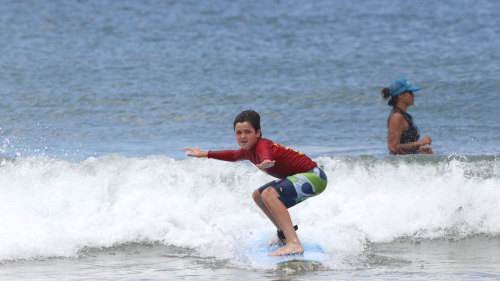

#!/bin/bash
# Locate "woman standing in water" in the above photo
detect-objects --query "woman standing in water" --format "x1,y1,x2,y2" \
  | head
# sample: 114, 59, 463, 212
382, 78, 434, 155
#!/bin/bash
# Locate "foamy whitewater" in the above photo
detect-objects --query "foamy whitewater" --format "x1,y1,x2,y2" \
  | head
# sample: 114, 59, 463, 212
1, 155, 498, 269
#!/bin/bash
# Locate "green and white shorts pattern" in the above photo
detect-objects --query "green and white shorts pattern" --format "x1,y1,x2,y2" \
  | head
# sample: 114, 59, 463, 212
257, 166, 328, 208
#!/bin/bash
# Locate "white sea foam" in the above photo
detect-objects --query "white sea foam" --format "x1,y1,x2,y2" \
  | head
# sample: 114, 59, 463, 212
1, 155, 499, 265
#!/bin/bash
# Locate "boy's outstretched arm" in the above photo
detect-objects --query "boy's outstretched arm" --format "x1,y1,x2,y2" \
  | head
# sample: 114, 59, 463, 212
184, 147, 208, 158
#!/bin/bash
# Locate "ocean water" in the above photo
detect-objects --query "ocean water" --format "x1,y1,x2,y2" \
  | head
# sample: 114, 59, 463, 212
1, 0, 499, 280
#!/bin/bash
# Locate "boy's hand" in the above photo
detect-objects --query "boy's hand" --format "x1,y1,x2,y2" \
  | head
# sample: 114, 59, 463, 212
256, 159, 275, 169
184, 147, 208, 158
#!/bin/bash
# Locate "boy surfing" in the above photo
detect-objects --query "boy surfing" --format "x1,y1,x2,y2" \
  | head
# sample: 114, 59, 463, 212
184, 110, 327, 256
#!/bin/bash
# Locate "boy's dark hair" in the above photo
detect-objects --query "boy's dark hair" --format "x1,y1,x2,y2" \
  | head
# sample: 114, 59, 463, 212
233, 110, 261, 132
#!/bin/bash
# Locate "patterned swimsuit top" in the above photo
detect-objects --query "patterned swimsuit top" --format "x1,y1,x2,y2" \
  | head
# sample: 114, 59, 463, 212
388, 107, 420, 153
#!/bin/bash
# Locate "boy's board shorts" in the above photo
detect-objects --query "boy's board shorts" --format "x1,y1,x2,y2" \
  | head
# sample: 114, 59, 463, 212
257, 166, 327, 208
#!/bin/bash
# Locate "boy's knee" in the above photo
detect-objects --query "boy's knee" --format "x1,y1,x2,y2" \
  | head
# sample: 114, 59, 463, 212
252, 189, 261, 202
261, 186, 277, 201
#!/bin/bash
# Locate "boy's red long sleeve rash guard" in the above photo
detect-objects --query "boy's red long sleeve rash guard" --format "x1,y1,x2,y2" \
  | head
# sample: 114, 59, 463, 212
207, 137, 317, 179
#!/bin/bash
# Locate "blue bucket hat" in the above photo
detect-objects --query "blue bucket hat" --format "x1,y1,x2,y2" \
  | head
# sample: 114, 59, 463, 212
388, 78, 421, 97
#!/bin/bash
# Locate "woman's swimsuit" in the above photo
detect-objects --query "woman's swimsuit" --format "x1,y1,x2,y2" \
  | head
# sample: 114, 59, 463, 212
388, 107, 420, 154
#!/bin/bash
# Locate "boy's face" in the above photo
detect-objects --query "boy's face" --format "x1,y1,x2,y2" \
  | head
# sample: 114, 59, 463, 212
234, 121, 261, 150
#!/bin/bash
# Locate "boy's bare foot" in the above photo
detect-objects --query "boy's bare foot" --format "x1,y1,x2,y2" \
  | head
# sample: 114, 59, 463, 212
268, 241, 304, 256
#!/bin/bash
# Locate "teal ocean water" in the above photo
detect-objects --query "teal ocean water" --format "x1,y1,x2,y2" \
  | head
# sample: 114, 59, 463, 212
1, 0, 499, 280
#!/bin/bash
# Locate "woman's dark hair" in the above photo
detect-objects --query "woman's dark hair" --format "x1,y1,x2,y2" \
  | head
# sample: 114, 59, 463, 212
381, 88, 397, 106
233, 110, 261, 133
